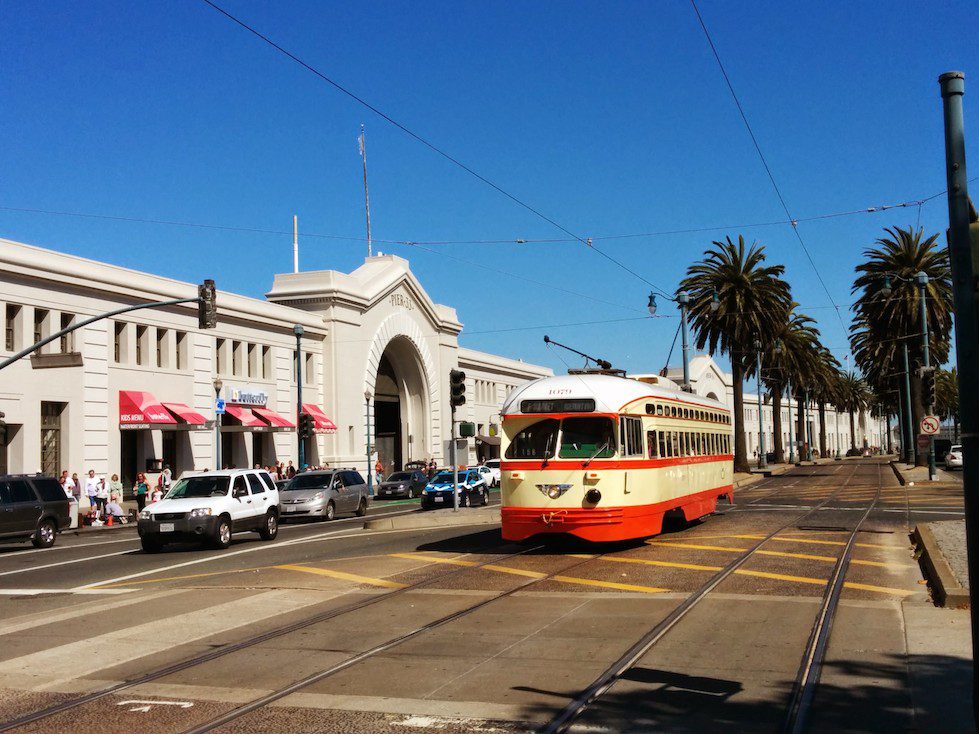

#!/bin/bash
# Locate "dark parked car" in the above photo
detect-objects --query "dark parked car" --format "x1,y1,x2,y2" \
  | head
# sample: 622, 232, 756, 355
376, 470, 428, 499
0, 474, 72, 548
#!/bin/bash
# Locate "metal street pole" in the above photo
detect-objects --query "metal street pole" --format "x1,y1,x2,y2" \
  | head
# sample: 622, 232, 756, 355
835, 405, 841, 460
787, 380, 795, 464
940, 70, 979, 728
365, 392, 373, 497
451, 406, 459, 512
901, 342, 915, 464
804, 391, 813, 462
678, 291, 691, 390
214, 379, 223, 469
918, 272, 938, 480
755, 340, 766, 469
294, 325, 304, 469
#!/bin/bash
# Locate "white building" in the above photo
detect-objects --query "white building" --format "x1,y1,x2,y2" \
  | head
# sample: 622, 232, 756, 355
0, 238, 550, 483
660, 355, 889, 458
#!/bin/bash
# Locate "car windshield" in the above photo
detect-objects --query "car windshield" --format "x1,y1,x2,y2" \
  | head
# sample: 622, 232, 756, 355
166, 476, 230, 499
284, 474, 333, 491
559, 417, 616, 459
432, 472, 462, 484
387, 472, 411, 482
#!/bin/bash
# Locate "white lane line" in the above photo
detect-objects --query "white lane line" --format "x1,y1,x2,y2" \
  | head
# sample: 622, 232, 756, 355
0, 588, 345, 692
0, 588, 135, 596
74, 522, 493, 590
0, 535, 139, 556
0, 506, 421, 578
0, 589, 177, 636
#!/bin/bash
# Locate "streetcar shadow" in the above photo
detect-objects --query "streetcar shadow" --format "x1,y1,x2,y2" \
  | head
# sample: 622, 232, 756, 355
516, 653, 974, 733
414, 529, 649, 555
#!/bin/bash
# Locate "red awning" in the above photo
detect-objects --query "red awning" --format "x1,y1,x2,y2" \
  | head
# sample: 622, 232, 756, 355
302, 403, 338, 434
253, 407, 295, 430
162, 402, 207, 426
119, 391, 177, 428
223, 405, 267, 428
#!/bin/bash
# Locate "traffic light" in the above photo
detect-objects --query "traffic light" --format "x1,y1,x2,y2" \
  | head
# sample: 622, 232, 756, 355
920, 366, 936, 408
198, 279, 217, 329
450, 369, 466, 409
297, 413, 314, 440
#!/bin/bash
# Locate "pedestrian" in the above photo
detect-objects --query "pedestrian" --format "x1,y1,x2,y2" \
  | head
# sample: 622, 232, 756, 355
286, 461, 296, 479
133, 473, 149, 512
105, 498, 127, 522
162, 464, 172, 490
59, 470, 72, 497
84, 469, 99, 511
374, 458, 384, 485
108, 473, 123, 501
96, 474, 109, 513
150, 485, 163, 503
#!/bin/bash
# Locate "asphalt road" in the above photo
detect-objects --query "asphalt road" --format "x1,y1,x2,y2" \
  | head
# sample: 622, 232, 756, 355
0, 462, 965, 734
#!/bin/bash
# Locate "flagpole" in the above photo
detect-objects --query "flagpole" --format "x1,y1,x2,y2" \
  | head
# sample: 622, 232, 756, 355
359, 124, 373, 258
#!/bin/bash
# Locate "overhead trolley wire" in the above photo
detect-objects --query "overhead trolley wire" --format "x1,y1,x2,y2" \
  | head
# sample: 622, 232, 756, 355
689, 0, 849, 336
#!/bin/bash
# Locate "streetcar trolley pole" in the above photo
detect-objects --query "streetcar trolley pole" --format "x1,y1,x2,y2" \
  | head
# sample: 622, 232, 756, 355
939, 69, 979, 728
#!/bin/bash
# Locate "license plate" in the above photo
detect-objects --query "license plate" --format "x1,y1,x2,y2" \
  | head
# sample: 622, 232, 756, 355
434, 496, 444, 503
159, 522, 175, 533
282, 506, 295, 513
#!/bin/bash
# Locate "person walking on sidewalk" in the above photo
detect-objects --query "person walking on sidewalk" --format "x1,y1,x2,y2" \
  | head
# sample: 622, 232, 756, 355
133, 473, 149, 512
84, 470, 100, 511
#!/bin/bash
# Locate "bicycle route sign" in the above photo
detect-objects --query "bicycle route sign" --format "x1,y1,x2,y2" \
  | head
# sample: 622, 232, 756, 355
919, 415, 940, 436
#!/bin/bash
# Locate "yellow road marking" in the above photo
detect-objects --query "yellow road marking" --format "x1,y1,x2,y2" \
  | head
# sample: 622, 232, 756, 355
96, 567, 262, 589
275, 564, 406, 589
732, 534, 895, 550
646, 541, 900, 568
584, 555, 721, 572
844, 581, 915, 596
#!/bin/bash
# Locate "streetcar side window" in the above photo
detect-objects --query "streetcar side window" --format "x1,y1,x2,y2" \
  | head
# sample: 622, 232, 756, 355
658, 431, 667, 458
619, 417, 643, 457
560, 417, 616, 459
505, 419, 559, 460
656, 404, 664, 416
648, 431, 659, 458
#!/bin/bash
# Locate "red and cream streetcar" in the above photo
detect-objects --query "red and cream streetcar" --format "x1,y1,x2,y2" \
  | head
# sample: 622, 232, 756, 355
500, 371, 733, 542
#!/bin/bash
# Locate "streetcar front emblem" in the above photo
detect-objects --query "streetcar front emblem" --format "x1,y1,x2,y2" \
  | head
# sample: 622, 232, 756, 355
536, 483, 573, 499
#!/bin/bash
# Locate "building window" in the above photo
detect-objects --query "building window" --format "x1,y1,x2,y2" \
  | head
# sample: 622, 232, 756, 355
156, 328, 167, 368
216, 338, 226, 374
113, 322, 125, 363
262, 346, 270, 380
175, 331, 187, 370
232, 341, 242, 376
305, 353, 314, 384
59, 313, 74, 353
40, 401, 65, 477
5, 305, 20, 352
135, 325, 147, 366
33, 309, 47, 346
247, 344, 256, 378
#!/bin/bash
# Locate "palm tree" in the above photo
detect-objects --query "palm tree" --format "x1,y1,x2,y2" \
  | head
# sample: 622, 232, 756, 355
681, 235, 792, 472
810, 348, 842, 458
837, 372, 871, 452
851, 226, 952, 466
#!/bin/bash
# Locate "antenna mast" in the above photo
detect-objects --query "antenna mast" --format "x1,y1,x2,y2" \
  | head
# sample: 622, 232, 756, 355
358, 124, 373, 257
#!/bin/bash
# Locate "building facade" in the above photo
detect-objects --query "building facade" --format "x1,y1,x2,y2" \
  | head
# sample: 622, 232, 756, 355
0, 238, 550, 484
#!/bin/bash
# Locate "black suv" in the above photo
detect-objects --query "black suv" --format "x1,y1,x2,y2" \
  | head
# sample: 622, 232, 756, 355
0, 474, 72, 548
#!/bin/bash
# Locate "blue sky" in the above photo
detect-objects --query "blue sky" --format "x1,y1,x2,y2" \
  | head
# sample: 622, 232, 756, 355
2, 1, 977, 376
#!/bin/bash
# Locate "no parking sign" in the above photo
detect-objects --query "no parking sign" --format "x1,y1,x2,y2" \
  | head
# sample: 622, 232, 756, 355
919, 415, 940, 436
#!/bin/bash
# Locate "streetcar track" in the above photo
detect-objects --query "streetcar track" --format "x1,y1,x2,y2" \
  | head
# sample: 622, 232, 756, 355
177, 549, 622, 734
0, 538, 535, 733
537, 460, 872, 734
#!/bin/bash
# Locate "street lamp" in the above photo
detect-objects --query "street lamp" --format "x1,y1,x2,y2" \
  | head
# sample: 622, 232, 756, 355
364, 389, 373, 497
917, 271, 937, 480
293, 324, 304, 469
754, 338, 766, 469
677, 291, 691, 390
710, 288, 720, 312
213, 377, 223, 469
647, 293, 657, 316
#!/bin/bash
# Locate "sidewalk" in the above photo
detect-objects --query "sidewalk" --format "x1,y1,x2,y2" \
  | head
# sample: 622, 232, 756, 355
891, 461, 962, 487
68, 498, 140, 535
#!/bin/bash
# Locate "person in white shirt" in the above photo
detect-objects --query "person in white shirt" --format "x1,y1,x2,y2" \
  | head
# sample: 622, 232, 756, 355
84, 470, 101, 511
96, 476, 110, 512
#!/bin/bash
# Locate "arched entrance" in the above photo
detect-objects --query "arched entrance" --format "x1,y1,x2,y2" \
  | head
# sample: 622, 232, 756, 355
372, 336, 429, 475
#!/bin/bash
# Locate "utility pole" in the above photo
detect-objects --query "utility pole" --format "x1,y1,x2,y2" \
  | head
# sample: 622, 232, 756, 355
293, 215, 299, 273
294, 324, 304, 469
901, 342, 915, 464
678, 291, 691, 390
918, 272, 938, 480
940, 70, 979, 728
755, 339, 766, 469
835, 404, 841, 460
358, 124, 373, 258
787, 380, 795, 464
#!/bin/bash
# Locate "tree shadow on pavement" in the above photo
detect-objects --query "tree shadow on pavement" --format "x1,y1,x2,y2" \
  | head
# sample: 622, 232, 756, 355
513, 653, 974, 734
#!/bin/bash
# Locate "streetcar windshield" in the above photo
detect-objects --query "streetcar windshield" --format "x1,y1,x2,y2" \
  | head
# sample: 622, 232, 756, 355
505, 419, 559, 459
558, 417, 616, 459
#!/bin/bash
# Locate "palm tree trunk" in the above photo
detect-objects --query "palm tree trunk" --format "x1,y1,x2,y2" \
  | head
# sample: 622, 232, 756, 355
796, 394, 806, 458
886, 413, 893, 454
818, 402, 827, 458
911, 376, 926, 467
732, 359, 749, 473
772, 386, 784, 464
955, 416, 960, 443
848, 410, 856, 451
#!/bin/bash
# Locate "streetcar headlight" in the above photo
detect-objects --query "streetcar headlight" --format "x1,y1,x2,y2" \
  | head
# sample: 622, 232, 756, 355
536, 484, 572, 500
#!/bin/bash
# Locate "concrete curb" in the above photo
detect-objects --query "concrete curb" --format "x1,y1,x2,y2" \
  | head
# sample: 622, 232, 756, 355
890, 461, 909, 486
364, 507, 501, 531
890, 461, 961, 490
912, 523, 970, 608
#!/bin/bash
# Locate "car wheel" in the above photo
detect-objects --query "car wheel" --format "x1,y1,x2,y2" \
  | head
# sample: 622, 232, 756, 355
355, 497, 368, 517
32, 519, 56, 549
461, 493, 471, 508
259, 511, 278, 540
141, 537, 163, 553
211, 517, 232, 549
407, 487, 414, 499
481, 487, 488, 506
323, 501, 336, 521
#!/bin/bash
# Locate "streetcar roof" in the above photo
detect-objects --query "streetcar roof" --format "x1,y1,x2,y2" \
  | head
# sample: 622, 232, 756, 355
502, 373, 728, 415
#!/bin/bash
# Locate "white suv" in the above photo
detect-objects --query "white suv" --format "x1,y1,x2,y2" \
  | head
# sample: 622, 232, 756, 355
137, 469, 279, 552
